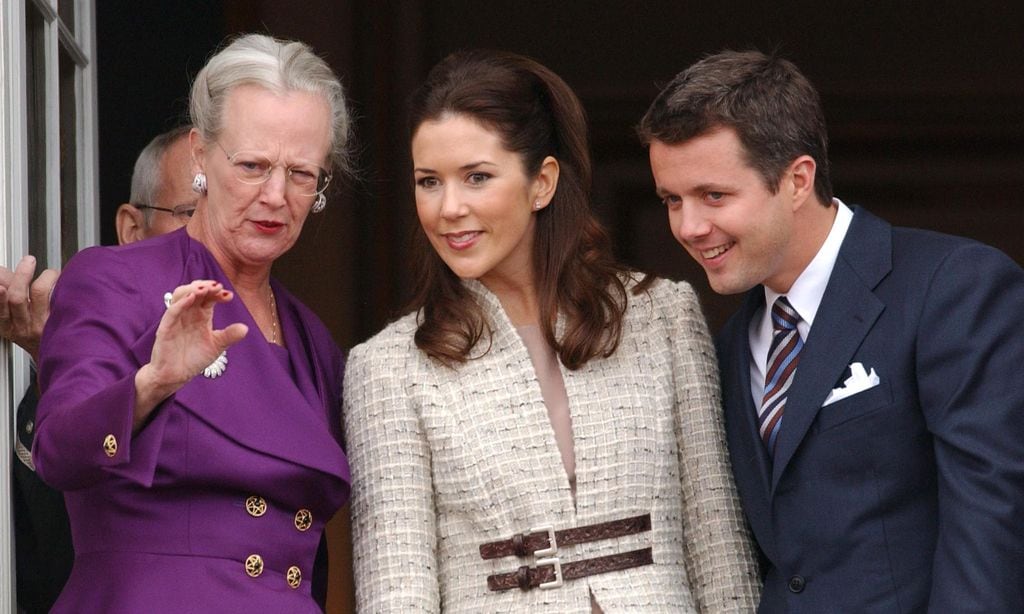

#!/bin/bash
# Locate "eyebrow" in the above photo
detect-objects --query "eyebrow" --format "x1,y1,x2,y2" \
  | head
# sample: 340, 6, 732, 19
656, 182, 728, 197
413, 160, 497, 174
222, 144, 324, 165
693, 182, 727, 192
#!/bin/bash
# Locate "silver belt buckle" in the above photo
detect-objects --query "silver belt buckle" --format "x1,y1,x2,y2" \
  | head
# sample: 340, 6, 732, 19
536, 556, 563, 589
529, 525, 562, 589
529, 524, 557, 557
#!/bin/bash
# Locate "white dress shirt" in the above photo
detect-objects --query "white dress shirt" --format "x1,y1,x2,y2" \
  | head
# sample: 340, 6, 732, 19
748, 200, 854, 405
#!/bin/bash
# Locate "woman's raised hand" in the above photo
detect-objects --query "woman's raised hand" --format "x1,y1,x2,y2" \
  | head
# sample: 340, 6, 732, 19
133, 280, 248, 429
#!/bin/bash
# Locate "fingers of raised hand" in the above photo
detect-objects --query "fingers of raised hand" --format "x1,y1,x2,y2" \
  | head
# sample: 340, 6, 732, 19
12, 255, 39, 290
165, 280, 231, 311
0, 284, 9, 324
1, 257, 40, 338
31, 268, 59, 305
0, 287, 10, 333
215, 322, 249, 350
3, 255, 37, 308
0, 264, 16, 288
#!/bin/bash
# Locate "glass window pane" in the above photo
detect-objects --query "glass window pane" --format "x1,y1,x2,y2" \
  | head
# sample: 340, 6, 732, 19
59, 47, 79, 264
25, 1, 48, 269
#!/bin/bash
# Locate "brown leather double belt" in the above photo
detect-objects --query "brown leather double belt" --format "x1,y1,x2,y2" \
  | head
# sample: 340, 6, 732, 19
479, 513, 651, 559
487, 547, 653, 591
480, 513, 653, 591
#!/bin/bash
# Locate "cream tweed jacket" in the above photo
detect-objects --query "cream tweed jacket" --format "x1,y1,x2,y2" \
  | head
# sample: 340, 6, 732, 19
343, 278, 760, 612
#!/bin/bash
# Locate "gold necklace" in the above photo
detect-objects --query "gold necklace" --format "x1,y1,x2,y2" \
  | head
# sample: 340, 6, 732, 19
268, 286, 280, 345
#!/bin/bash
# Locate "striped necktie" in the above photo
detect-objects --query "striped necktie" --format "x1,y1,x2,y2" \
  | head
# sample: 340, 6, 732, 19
760, 297, 803, 456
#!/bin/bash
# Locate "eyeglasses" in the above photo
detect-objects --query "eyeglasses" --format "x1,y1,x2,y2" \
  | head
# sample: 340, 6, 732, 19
215, 142, 332, 198
133, 203, 196, 220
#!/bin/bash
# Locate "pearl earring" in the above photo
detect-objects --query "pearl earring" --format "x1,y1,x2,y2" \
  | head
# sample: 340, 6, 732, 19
311, 193, 327, 213
192, 173, 208, 194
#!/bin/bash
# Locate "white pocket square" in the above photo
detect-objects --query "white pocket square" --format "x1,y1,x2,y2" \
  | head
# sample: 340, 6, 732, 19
823, 362, 880, 406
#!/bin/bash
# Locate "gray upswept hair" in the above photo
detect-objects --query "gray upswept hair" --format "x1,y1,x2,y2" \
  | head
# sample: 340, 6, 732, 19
130, 125, 193, 225
189, 33, 352, 178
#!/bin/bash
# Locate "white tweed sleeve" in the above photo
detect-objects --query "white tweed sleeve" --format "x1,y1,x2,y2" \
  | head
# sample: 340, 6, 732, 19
657, 280, 761, 612
343, 324, 440, 613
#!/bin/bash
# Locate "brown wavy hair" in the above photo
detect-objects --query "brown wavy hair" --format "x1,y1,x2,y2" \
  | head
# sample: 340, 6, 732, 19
406, 49, 650, 370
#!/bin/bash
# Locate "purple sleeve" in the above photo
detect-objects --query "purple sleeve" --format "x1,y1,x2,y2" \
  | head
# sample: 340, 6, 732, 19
33, 247, 169, 491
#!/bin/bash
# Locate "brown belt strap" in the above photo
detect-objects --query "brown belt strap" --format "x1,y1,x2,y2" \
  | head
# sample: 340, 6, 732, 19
487, 547, 653, 591
479, 513, 651, 560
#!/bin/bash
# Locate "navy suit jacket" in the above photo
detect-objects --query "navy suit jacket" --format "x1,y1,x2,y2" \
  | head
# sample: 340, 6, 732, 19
716, 206, 1024, 613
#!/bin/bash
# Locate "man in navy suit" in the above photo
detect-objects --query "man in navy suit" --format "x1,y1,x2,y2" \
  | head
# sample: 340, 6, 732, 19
638, 50, 1024, 612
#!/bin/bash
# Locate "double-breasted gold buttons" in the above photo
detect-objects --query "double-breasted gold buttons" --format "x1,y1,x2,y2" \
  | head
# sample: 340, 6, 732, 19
245, 496, 268, 517
286, 566, 302, 589
244, 554, 264, 577
103, 434, 118, 457
294, 509, 313, 531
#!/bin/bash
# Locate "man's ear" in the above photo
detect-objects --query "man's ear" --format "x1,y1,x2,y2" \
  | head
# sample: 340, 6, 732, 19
115, 204, 146, 245
786, 154, 818, 211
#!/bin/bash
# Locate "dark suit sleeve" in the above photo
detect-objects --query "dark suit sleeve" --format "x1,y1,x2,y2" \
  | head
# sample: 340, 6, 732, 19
14, 375, 74, 612
915, 243, 1024, 612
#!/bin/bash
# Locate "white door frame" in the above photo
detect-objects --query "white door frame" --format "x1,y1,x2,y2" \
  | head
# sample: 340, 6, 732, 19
1, 0, 98, 609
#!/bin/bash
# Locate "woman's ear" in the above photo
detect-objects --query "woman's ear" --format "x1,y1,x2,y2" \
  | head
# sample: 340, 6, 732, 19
189, 128, 206, 174
531, 155, 560, 210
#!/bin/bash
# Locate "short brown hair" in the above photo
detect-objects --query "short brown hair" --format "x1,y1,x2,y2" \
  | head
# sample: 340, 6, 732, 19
637, 50, 833, 204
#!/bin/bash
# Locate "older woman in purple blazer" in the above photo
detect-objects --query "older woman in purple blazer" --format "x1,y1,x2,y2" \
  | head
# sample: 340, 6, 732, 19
33, 34, 352, 613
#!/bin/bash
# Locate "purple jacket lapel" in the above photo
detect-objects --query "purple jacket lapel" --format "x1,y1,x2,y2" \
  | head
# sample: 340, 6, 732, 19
127, 231, 348, 482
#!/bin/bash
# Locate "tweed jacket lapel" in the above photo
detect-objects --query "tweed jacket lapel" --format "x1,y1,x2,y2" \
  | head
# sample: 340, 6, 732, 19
459, 280, 578, 524
769, 208, 891, 492
458, 279, 679, 531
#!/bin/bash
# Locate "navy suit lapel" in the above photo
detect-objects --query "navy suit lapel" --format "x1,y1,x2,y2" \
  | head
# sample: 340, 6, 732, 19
769, 207, 892, 492
719, 290, 776, 556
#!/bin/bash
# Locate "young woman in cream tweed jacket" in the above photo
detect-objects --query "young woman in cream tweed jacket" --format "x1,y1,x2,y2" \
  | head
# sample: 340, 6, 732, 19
343, 50, 759, 613
345, 278, 759, 612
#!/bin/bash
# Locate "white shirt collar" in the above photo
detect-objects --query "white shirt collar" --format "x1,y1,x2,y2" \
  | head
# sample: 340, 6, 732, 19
748, 199, 854, 402
762, 199, 853, 331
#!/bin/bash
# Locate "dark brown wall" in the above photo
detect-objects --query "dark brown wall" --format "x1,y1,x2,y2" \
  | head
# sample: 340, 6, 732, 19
99, 3, 1024, 613
101, 1, 1024, 343
96, 3, 225, 246
410, 2, 1024, 332
233, 1, 1024, 344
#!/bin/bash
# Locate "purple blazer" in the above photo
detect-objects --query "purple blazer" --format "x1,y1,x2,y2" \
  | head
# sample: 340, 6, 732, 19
34, 228, 351, 613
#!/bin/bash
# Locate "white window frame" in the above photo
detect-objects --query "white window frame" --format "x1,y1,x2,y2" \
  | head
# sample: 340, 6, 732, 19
1, 0, 98, 609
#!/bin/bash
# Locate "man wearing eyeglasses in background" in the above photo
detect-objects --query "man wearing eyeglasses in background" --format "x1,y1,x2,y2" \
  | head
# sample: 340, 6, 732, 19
1, 124, 194, 614
114, 125, 197, 244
